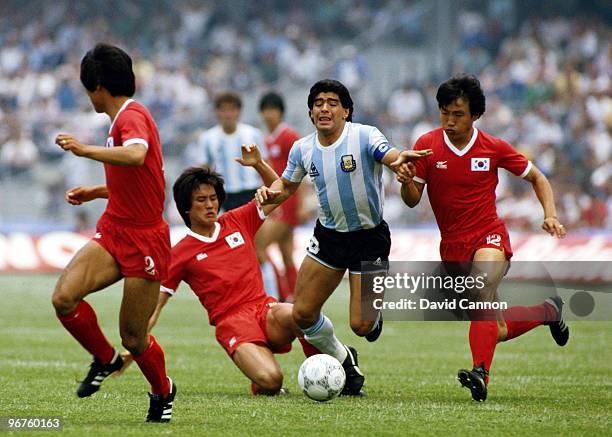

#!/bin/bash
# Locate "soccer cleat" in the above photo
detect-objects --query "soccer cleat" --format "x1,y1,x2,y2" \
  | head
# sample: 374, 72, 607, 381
365, 312, 383, 343
146, 378, 176, 423
457, 365, 488, 402
545, 296, 570, 346
77, 350, 124, 398
339, 345, 366, 397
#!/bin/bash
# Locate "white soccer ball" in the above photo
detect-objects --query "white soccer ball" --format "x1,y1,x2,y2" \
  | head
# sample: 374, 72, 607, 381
297, 354, 346, 402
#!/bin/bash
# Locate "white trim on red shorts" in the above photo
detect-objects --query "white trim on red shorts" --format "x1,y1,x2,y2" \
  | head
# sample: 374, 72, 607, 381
160, 285, 175, 295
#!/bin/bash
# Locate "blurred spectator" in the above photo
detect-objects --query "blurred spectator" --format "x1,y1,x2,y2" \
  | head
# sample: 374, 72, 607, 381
0, 120, 39, 178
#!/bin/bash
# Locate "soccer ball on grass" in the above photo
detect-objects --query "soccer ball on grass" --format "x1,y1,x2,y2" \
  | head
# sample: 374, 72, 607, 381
297, 354, 346, 402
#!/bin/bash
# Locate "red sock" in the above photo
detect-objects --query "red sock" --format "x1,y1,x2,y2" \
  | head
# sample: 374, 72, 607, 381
502, 303, 557, 340
298, 337, 321, 357
284, 264, 297, 301
468, 316, 498, 384
133, 335, 170, 396
57, 300, 114, 364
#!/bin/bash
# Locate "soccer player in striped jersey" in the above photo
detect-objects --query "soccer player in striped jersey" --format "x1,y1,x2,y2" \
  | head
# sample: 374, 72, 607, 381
193, 91, 266, 211
257, 79, 431, 395
394, 74, 569, 402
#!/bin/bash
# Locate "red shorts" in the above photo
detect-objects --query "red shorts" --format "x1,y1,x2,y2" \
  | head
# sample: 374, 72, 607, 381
93, 215, 170, 281
269, 193, 299, 226
440, 222, 513, 262
214, 296, 293, 357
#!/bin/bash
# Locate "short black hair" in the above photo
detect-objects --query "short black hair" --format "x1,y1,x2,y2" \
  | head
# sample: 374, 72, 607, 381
259, 92, 285, 113
214, 91, 242, 109
436, 74, 486, 117
173, 166, 226, 228
80, 43, 135, 97
307, 79, 353, 122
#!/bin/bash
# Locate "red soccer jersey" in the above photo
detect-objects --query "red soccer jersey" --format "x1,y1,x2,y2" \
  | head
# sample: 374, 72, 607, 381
160, 201, 267, 325
412, 127, 531, 239
264, 122, 300, 176
103, 99, 165, 226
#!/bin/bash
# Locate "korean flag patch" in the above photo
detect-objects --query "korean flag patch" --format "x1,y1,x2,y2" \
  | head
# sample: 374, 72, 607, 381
225, 232, 245, 249
471, 157, 490, 171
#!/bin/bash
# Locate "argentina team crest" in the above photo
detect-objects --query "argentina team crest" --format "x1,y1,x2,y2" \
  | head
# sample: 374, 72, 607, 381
340, 154, 356, 172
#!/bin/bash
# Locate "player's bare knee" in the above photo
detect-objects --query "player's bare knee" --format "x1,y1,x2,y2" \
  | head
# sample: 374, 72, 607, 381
121, 334, 148, 355
350, 319, 373, 337
292, 305, 317, 329
51, 288, 78, 315
254, 369, 283, 393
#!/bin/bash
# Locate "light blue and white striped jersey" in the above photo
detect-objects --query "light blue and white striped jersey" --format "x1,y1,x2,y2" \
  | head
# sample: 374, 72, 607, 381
282, 122, 394, 232
195, 123, 266, 193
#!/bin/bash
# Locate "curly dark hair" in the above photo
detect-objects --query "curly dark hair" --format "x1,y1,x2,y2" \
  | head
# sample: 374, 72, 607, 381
307, 79, 354, 122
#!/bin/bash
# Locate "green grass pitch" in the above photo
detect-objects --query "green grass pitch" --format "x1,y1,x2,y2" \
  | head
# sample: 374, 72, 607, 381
0, 274, 610, 436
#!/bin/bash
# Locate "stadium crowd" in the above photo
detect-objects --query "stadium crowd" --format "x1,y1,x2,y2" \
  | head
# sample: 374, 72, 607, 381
0, 0, 609, 231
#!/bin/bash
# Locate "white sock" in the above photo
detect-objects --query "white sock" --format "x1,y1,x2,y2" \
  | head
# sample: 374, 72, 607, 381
261, 261, 279, 299
302, 314, 347, 363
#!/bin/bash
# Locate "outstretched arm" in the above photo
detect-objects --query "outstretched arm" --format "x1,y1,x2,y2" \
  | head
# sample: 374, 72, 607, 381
523, 165, 566, 238
255, 177, 300, 216
382, 147, 432, 170
235, 143, 279, 187
56, 134, 147, 166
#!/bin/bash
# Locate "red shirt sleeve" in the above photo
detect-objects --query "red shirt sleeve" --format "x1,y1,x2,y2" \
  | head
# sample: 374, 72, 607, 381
117, 109, 151, 148
160, 246, 187, 295
496, 139, 531, 177
225, 201, 265, 237
411, 135, 430, 184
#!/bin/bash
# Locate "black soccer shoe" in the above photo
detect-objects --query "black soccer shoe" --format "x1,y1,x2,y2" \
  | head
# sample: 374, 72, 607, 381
457, 365, 488, 402
545, 296, 569, 346
365, 313, 383, 343
146, 378, 176, 423
339, 345, 366, 397
77, 350, 123, 398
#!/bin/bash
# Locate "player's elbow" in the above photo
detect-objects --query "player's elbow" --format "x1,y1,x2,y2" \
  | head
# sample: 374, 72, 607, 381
402, 196, 420, 208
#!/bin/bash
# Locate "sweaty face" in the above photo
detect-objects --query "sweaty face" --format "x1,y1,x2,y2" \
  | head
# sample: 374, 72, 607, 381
310, 92, 349, 136
216, 102, 240, 131
189, 184, 220, 229
439, 97, 479, 139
